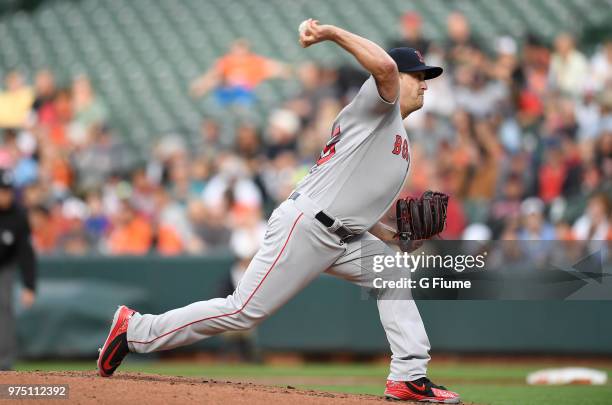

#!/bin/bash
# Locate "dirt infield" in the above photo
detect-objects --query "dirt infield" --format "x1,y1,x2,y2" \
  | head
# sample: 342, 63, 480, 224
0, 371, 400, 404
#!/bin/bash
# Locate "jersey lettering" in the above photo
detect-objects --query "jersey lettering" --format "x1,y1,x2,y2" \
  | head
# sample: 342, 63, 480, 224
316, 143, 336, 165
392, 134, 410, 162
402, 138, 408, 160
316, 126, 341, 166
392, 135, 402, 155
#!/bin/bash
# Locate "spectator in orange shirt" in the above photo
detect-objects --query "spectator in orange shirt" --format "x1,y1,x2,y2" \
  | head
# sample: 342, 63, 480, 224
107, 201, 152, 255
157, 224, 183, 256
38, 143, 72, 198
190, 39, 290, 106
46, 88, 73, 149
153, 187, 203, 256
28, 205, 57, 254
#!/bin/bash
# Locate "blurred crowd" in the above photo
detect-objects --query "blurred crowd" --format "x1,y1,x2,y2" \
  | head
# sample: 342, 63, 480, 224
0, 11, 610, 257
392, 12, 611, 248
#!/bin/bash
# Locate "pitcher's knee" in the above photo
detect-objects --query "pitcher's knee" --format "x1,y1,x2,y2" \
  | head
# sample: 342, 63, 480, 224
217, 299, 268, 331
233, 308, 268, 330
224, 293, 270, 331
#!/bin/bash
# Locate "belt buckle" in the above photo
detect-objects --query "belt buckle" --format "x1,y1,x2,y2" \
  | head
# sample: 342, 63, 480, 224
339, 234, 354, 244
338, 227, 356, 244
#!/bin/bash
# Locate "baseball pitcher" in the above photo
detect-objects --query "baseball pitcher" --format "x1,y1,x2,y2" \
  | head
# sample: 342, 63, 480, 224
98, 19, 458, 403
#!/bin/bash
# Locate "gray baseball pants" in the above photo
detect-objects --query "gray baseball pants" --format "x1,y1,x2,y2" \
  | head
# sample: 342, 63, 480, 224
127, 195, 430, 380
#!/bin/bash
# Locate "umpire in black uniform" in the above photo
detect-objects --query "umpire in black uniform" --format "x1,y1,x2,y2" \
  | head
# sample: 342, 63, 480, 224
0, 169, 37, 370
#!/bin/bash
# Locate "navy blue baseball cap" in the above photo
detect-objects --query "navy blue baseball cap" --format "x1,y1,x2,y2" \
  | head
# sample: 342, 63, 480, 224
388, 47, 443, 80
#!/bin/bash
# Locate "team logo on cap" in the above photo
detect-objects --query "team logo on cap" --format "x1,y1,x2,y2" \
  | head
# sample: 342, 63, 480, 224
414, 50, 424, 63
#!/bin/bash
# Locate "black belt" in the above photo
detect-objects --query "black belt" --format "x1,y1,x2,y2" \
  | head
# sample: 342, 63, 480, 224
288, 192, 356, 243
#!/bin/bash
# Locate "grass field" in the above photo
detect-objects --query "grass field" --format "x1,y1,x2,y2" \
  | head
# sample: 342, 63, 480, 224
13, 360, 612, 405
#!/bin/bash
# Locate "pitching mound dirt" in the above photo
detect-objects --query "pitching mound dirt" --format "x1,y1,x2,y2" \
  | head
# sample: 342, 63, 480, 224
0, 371, 400, 404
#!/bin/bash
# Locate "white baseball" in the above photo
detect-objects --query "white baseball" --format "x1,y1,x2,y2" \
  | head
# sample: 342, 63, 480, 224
298, 20, 309, 36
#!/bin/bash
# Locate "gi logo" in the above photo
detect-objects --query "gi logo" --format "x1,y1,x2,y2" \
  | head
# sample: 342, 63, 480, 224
2, 230, 14, 245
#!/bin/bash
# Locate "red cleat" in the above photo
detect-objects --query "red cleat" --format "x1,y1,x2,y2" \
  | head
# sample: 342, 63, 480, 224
97, 305, 135, 377
385, 378, 460, 403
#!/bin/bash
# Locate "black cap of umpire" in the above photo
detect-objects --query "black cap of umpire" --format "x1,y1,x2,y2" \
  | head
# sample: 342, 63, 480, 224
388, 47, 443, 80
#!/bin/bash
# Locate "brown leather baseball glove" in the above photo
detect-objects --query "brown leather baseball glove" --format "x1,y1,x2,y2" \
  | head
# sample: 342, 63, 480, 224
396, 191, 449, 246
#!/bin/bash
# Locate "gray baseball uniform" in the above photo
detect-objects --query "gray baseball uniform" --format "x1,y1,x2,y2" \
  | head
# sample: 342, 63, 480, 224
127, 76, 430, 381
